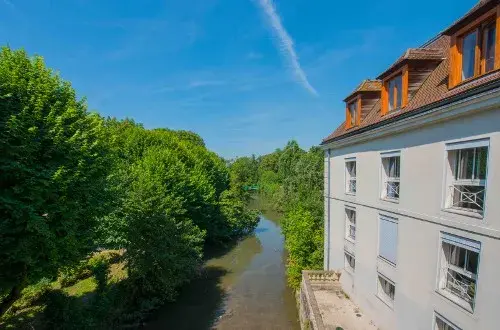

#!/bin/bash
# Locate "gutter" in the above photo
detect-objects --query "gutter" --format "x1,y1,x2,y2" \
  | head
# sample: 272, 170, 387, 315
321, 78, 500, 147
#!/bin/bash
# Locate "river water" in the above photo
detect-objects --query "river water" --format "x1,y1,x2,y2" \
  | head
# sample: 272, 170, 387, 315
145, 203, 300, 329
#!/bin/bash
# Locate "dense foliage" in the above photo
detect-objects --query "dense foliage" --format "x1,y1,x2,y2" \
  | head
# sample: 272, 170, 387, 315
0, 47, 258, 328
0, 47, 112, 314
236, 141, 324, 288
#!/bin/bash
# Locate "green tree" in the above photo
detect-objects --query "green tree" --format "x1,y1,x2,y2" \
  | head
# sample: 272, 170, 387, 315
0, 47, 112, 314
254, 142, 324, 288
124, 147, 205, 304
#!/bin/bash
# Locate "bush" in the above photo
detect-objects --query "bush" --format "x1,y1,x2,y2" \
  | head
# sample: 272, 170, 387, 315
58, 250, 122, 288
282, 207, 323, 288
124, 147, 205, 303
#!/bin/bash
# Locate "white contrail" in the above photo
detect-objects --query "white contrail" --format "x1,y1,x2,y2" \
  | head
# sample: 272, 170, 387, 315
257, 0, 318, 96
2, 0, 14, 8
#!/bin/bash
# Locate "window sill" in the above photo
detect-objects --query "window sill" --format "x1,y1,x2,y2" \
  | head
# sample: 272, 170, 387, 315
375, 293, 394, 310
345, 237, 355, 244
436, 289, 474, 314
452, 68, 500, 89
380, 197, 399, 204
378, 256, 396, 268
442, 207, 483, 219
345, 191, 356, 196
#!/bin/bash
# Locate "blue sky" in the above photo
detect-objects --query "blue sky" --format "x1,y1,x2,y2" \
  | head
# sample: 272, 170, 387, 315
0, 0, 475, 158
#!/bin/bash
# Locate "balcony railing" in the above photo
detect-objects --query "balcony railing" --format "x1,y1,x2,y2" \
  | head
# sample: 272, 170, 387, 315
348, 178, 356, 193
444, 268, 476, 308
383, 179, 400, 199
448, 184, 485, 212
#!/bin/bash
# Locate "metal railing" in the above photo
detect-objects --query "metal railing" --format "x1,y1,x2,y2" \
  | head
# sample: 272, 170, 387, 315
384, 180, 400, 199
448, 184, 485, 211
348, 178, 356, 193
444, 268, 475, 307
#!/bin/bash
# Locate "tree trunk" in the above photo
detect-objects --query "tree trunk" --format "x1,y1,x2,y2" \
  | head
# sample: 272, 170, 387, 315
0, 284, 22, 316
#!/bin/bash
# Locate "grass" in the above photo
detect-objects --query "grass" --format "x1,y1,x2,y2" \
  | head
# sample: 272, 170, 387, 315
0, 250, 128, 329
63, 277, 97, 297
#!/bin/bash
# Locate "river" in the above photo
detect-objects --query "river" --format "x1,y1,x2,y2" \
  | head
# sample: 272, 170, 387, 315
145, 201, 300, 329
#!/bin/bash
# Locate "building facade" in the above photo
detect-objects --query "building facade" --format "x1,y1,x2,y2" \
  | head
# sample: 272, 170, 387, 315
321, 1, 500, 329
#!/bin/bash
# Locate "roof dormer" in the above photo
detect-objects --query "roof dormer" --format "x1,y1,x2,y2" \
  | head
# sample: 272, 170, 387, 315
344, 80, 381, 129
378, 48, 445, 116
445, 1, 500, 88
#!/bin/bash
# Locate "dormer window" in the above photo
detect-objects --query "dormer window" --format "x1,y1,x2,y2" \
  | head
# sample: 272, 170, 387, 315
348, 101, 358, 127
460, 22, 496, 80
448, 5, 499, 88
461, 31, 476, 80
388, 75, 403, 112
345, 96, 361, 129
381, 66, 408, 116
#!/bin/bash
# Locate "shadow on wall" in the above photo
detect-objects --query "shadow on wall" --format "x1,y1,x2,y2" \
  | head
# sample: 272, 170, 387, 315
330, 110, 499, 157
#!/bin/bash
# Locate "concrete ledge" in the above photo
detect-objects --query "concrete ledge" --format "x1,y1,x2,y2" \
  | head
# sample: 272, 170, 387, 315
299, 270, 340, 330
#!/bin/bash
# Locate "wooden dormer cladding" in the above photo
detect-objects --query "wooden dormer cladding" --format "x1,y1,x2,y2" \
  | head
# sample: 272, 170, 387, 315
407, 60, 442, 99
447, 2, 500, 88
379, 48, 445, 115
343, 80, 381, 128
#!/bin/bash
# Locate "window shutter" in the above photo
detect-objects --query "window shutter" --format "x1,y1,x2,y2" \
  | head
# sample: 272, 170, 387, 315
442, 232, 481, 253
445, 138, 489, 151
379, 216, 398, 264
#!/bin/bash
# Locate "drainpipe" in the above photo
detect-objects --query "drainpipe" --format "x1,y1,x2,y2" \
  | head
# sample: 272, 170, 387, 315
325, 148, 331, 270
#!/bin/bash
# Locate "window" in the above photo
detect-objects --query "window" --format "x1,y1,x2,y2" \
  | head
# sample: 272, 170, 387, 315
454, 18, 498, 84
345, 208, 356, 241
387, 75, 402, 112
345, 159, 356, 194
344, 251, 355, 273
445, 139, 488, 213
377, 274, 395, 307
461, 31, 477, 80
381, 153, 400, 200
348, 101, 358, 127
378, 215, 398, 265
438, 233, 480, 311
434, 313, 461, 330
482, 22, 496, 73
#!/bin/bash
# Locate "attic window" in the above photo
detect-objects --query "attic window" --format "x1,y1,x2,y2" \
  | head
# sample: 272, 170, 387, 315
348, 101, 358, 127
388, 75, 403, 112
461, 22, 496, 80
381, 66, 408, 116
449, 7, 499, 88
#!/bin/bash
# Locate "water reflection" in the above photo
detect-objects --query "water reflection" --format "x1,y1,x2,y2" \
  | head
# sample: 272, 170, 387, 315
145, 200, 299, 330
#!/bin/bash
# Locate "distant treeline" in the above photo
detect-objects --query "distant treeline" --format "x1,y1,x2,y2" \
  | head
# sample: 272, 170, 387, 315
229, 141, 324, 288
0, 47, 258, 328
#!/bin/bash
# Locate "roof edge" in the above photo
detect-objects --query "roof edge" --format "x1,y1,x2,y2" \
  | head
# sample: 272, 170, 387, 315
321, 78, 500, 145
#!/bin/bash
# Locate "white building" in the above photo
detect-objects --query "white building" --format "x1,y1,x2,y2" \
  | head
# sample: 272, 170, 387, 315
321, 1, 500, 329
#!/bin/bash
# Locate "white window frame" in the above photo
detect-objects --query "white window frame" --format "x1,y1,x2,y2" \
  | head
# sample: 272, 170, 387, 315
377, 273, 395, 308
344, 250, 355, 273
433, 312, 461, 330
444, 139, 489, 215
437, 232, 480, 312
378, 215, 398, 266
345, 207, 356, 242
345, 158, 357, 195
381, 151, 400, 201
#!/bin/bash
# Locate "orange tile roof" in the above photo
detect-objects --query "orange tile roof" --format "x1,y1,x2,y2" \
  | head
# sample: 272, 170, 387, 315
343, 80, 382, 101
321, 1, 500, 145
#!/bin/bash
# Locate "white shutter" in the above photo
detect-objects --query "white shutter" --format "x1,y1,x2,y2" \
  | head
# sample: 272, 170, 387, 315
442, 232, 480, 253
446, 138, 489, 151
379, 216, 398, 265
